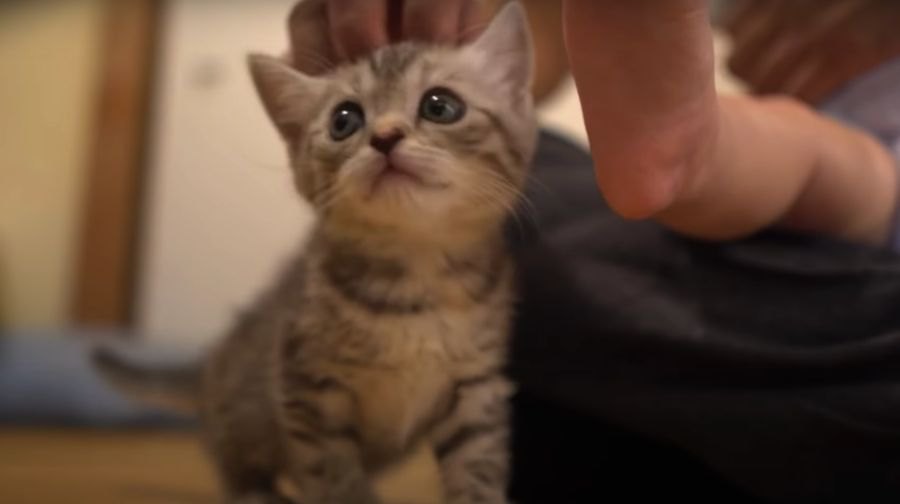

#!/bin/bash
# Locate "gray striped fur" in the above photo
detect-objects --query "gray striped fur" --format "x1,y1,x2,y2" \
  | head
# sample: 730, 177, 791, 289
202, 4, 535, 503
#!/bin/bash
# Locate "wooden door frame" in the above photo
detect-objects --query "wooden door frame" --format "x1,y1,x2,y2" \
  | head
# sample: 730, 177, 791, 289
71, 0, 162, 327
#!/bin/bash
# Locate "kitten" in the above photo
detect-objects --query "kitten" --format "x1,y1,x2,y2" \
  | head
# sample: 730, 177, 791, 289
98, 4, 536, 503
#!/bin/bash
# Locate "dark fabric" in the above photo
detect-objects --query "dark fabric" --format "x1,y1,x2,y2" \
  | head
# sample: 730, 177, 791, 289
507, 131, 900, 503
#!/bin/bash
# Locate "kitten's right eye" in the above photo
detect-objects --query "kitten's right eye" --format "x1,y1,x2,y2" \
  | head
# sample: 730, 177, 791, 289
329, 101, 365, 141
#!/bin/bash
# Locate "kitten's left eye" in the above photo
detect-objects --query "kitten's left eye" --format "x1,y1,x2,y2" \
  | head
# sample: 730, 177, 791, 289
330, 101, 365, 141
419, 88, 466, 124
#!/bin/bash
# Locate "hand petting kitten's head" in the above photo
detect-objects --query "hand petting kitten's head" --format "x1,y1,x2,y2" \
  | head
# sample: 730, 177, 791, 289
249, 3, 537, 242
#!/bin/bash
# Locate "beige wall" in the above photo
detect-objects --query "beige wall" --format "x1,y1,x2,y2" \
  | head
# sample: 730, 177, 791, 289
0, 1, 106, 328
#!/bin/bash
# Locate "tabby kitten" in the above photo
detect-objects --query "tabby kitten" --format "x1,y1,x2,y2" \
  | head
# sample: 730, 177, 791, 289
103, 4, 536, 503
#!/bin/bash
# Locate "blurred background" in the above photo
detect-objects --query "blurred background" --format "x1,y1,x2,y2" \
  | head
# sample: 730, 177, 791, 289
0, 0, 743, 502
0, 0, 744, 341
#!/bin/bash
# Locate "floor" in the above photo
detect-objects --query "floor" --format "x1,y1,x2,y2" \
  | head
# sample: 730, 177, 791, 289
0, 428, 442, 503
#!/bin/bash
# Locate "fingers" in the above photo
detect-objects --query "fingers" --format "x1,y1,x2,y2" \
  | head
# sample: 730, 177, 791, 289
751, 1, 868, 95
724, 0, 878, 100
288, 0, 337, 74
458, 0, 509, 43
287, 0, 495, 74
403, 0, 471, 44
720, 0, 760, 35
726, 0, 792, 84
327, 0, 481, 58
790, 36, 888, 104
327, 0, 390, 61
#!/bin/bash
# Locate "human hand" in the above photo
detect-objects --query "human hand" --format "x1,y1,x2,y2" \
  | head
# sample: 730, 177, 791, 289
286, 0, 502, 74
561, 0, 718, 218
722, 0, 900, 103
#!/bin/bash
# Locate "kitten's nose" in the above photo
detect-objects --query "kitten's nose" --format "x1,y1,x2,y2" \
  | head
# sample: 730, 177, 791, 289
370, 129, 405, 155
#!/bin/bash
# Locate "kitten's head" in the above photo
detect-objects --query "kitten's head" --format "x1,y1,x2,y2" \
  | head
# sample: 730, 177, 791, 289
249, 3, 537, 241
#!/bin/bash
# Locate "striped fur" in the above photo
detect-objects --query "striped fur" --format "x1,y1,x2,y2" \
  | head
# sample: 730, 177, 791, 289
201, 4, 536, 503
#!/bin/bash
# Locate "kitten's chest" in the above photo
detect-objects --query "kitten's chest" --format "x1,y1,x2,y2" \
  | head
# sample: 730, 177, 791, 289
325, 301, 509, 372
349, 355, 454, 460
315, 308, 508, 458
284, 253, 513, 458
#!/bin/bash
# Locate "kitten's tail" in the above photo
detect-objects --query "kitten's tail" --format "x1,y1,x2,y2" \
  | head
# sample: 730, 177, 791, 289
92, 346, 202, 416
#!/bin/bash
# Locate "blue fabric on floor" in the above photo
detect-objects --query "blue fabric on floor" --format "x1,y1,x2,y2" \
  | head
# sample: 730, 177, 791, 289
0, 329, 193, 427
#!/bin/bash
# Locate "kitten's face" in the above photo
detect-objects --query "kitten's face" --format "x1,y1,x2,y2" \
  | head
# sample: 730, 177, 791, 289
250, 4, 536, 239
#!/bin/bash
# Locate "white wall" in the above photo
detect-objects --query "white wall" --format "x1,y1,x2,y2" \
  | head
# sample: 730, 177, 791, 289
138, 0, 742, 344
137, 0, 314, 343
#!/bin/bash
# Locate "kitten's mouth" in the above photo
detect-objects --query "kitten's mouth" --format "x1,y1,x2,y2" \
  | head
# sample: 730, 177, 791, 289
378, 163, 423, 185
368, 159, 447, 195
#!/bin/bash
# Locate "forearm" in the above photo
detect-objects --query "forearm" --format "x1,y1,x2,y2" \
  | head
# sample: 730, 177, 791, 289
563, 0, 718, 218
564, 0, 898, 245
657, 96, 821, 240
662, 95, 897, 244
765, 99, 898, 244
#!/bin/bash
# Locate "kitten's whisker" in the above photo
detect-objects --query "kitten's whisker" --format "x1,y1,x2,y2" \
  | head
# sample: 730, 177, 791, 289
524, 173, 556, 198
312, 178, 351, 212
466, 180, 530, 237
479, 178, 539, 236
511, 191, 539, 228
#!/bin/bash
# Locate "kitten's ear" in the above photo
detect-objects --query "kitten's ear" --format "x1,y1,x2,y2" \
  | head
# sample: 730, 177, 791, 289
247, 53, 326, 140
466, 2, 534, 95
